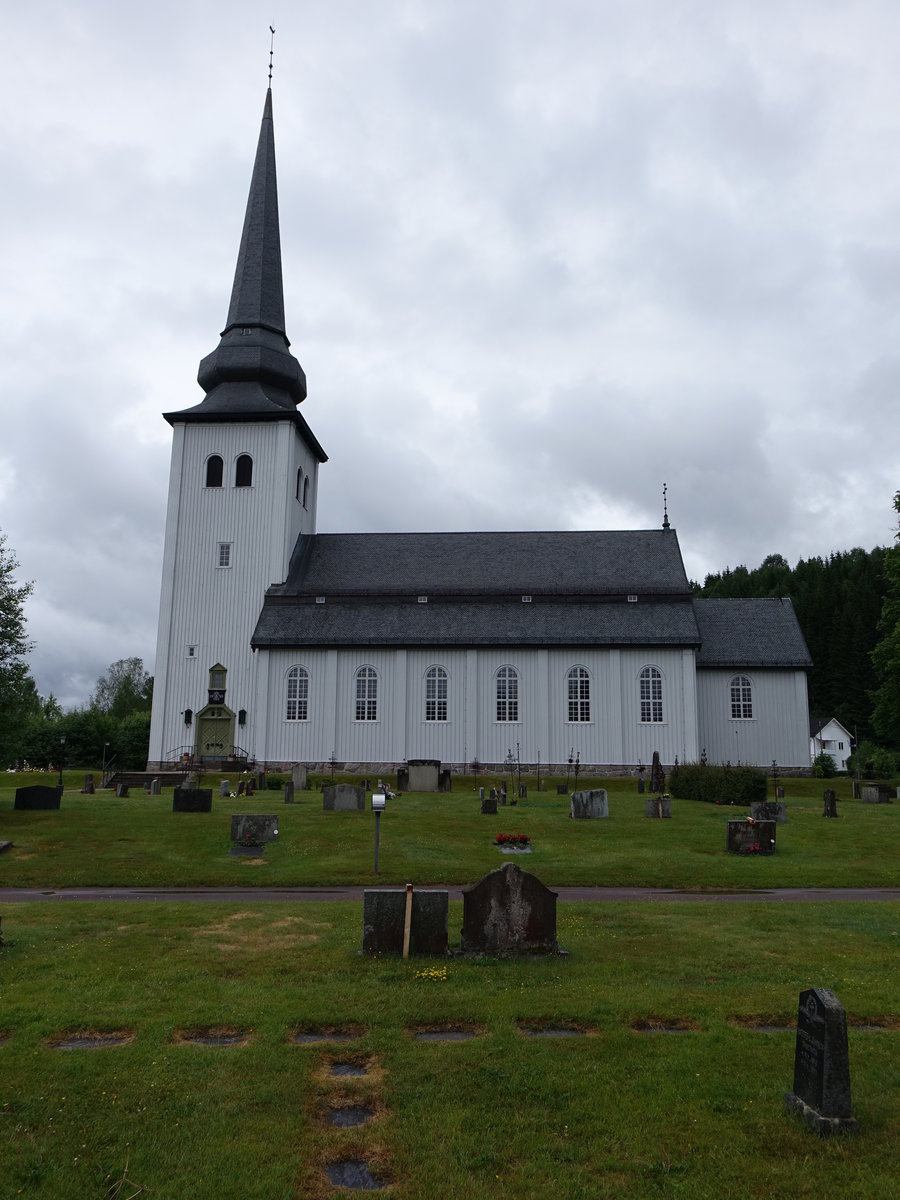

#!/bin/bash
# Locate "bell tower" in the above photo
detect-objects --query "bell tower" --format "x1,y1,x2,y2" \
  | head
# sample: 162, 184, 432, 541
148, 84, 327, 769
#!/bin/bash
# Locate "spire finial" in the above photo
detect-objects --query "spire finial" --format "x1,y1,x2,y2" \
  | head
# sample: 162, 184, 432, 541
662, 482, 670, 529
268, 26, 275, 85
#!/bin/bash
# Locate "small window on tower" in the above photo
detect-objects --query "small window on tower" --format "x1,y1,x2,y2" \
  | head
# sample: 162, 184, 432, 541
235, 454, 253, 487
205, 456, 223, 488
217, 542, 232, 568
296, 468, 303, 502
186, 645, 197, 659
302, 476, 310, 508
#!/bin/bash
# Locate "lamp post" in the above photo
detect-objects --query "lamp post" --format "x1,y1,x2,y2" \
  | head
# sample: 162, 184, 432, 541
372, 792, 386, 874
58, 734, 67, 791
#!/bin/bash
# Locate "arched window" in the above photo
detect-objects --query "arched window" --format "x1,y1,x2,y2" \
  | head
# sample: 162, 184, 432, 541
286, 666, 309, 721
567, 666, 591, 722
355, 666, 378, 722
730, 674, 753, 720
302, 476, 310, 508
296, 468, 303, 501
235, 454, 253, 487
639, 666, 663, 723
496, 666, 519, 722
425, 666, 448, 722
205, 455, 223, 488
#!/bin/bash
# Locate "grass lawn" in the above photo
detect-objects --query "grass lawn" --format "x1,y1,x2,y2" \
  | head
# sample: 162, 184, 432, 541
1, 771, 898, 889
0, 900, 898, 1199
1, 772, 898, 1197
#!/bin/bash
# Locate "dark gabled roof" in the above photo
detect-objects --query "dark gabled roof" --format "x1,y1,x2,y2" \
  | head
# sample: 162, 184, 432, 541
252, 597, 701, 649
809, 715, 851, 738
693, 598, 812, 668
272, 529, 692, 598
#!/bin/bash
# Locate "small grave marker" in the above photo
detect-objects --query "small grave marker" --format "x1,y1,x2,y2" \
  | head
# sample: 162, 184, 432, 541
283, 781, 294, 804
785, 988, 858, 1136
481, 791, 497, 815
570, 789, 608, 819
823, 789, 838, 818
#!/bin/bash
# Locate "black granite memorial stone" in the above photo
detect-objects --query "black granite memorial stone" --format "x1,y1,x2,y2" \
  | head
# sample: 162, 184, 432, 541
785, 988, 858, 1136
460, 862, 559, 955
14, 785, 62, 811
173, 788, 213, 813
230, 814, 278, 845
726, 819, 776, 855
481, 792, 497, 815
362, 889, 449, 956
823, 789, 838, 819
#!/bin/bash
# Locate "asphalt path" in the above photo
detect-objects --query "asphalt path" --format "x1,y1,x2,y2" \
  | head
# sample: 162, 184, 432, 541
2, 886, 898, 903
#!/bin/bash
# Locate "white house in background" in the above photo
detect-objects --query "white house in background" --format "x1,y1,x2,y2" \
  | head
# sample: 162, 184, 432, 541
147, 84, 813, 774
809, 717, 853, 772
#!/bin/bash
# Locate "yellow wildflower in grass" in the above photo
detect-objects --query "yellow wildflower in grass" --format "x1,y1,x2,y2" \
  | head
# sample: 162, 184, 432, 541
414, 965, 448, 982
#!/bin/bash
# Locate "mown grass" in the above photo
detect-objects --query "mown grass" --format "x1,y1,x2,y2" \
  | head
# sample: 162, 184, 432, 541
0, 900, 898, 1199
1, 771, 898, 888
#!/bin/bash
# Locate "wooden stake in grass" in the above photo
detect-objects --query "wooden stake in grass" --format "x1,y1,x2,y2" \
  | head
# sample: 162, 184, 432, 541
402, 882, 413, 959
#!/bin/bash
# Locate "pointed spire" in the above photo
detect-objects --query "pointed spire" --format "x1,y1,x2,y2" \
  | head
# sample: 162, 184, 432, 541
662, 482, 670, 529
195, 85, 307, 410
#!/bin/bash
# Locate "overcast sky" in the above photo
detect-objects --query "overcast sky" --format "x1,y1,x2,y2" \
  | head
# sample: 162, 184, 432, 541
2, 1, 899, 708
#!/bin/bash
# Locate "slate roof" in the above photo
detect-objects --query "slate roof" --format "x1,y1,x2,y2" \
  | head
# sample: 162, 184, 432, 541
692, 598, 812, 668
273, 529, 692, 597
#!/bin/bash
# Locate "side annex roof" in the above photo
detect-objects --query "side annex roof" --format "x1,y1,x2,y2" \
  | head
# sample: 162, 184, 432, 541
693, 598, 812, 668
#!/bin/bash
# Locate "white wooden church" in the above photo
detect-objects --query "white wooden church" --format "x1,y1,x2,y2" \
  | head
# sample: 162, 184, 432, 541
147, 87, 812, 774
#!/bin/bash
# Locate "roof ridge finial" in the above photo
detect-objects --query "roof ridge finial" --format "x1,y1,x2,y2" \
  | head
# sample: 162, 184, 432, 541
268, 25, 275, 85
662, 482, 670, 529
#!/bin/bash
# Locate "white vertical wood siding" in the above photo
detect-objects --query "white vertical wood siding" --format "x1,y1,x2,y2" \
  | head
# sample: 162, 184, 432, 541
148, 419, 317, 765
696, 669, 810, 768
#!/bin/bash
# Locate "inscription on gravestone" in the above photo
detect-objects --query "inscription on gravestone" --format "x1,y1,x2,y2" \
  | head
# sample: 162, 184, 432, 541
785, 988, 858, 1136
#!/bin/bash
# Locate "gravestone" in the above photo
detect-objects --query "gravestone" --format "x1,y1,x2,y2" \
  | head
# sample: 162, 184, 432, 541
291, 763, 308, 791
750, 800, 787, 824
149, 778, 160, 796
481, 792, 497, 815
861, 783, 893, 804
246, 781, 255, 797
518, 784, 527, 799
823, 789, 838, 819
235, 780, 245, 798
637, 776, 645, 794
785, 988, 858, 1136
645, 794, 671, 819
726, 819, 776, 855
14, 784, 62, 811
362, 889, 449, 955
498, 786, 507, 806
115, 784, 129, 798
439, 768, 452, 793
407, 759, 440, 792
775, 785, 785, 799
570, 789, 608, 819
82, 775, 95, 795
173, 787, 212, 813
556, 783, 568, 794
230, 814, 278, 845
479, 787, 485, 804
322, 784, 366, 812
460, 862, 559, 955
219, 780, 231, 798
649, 751, 666, 794
283, 781, 295, 804
396, 767, 410, 791
257, 771, 266, 790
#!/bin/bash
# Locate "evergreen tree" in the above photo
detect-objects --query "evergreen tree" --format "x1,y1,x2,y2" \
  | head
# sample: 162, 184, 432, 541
871, 491, 900, 746
0, 531, 38, 766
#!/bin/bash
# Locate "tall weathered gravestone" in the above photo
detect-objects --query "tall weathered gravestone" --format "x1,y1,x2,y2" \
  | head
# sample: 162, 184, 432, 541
283, 781, 295, 804
785, 988, 858, 1136
362, 889, 449, 955
823, 789, 838, 819
570, 789, 608, 819
460, 862, 559, 955
649, 751, 666, 794
291, 763, 308, 791
322, 784, 366, 812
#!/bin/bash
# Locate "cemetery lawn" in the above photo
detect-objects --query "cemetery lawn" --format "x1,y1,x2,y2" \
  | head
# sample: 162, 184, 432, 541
1, 899, 898, 1199
1, 772, 899, 888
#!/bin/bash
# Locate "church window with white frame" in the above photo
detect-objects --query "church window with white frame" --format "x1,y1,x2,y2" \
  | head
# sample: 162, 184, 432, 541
217, 542, 232, 568
425, 666, 448, 722
639, 666, 663, 723
567, 666, 591, 722
286, 666, 309, 721
496, 666, 519, 722
730, 674, 753, 720
355, 666, 378, 722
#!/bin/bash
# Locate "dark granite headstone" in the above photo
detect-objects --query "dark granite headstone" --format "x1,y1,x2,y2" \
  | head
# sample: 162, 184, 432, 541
322, 784, 366, 812
556, 783, 568, 794
396, 767, 410, 791
14, 784, 62, 811
637, 776, 645, 794
785, 988, 858, 1135
173, 788, 213, 813
481, 792, 497, 814
283, 781, 295, 804
750, 800, 787, 823
823, 789, 838, 819
115, 784, 129, 798
82, 775, 95, 795
235, 780, 245, 797
362, 889, 449, 955
439, 768, 452, 793
518, 784, 527, 799
257, 772, 266, 790
726, 819, 776, 855
649, 750, 666, 794
570, 789, 608, 819
230, 814, 278, 845
645, 794, 671, 818
460, 862, 559, 955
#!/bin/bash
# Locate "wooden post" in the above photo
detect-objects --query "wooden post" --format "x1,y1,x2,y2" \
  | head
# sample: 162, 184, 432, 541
402, 883, 413, 959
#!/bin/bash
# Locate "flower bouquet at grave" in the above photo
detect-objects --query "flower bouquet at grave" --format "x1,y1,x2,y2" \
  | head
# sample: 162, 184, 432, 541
494, 832, 531, 847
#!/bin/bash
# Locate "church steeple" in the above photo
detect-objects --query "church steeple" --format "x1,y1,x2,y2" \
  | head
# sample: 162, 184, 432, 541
192, 86, 307, 413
